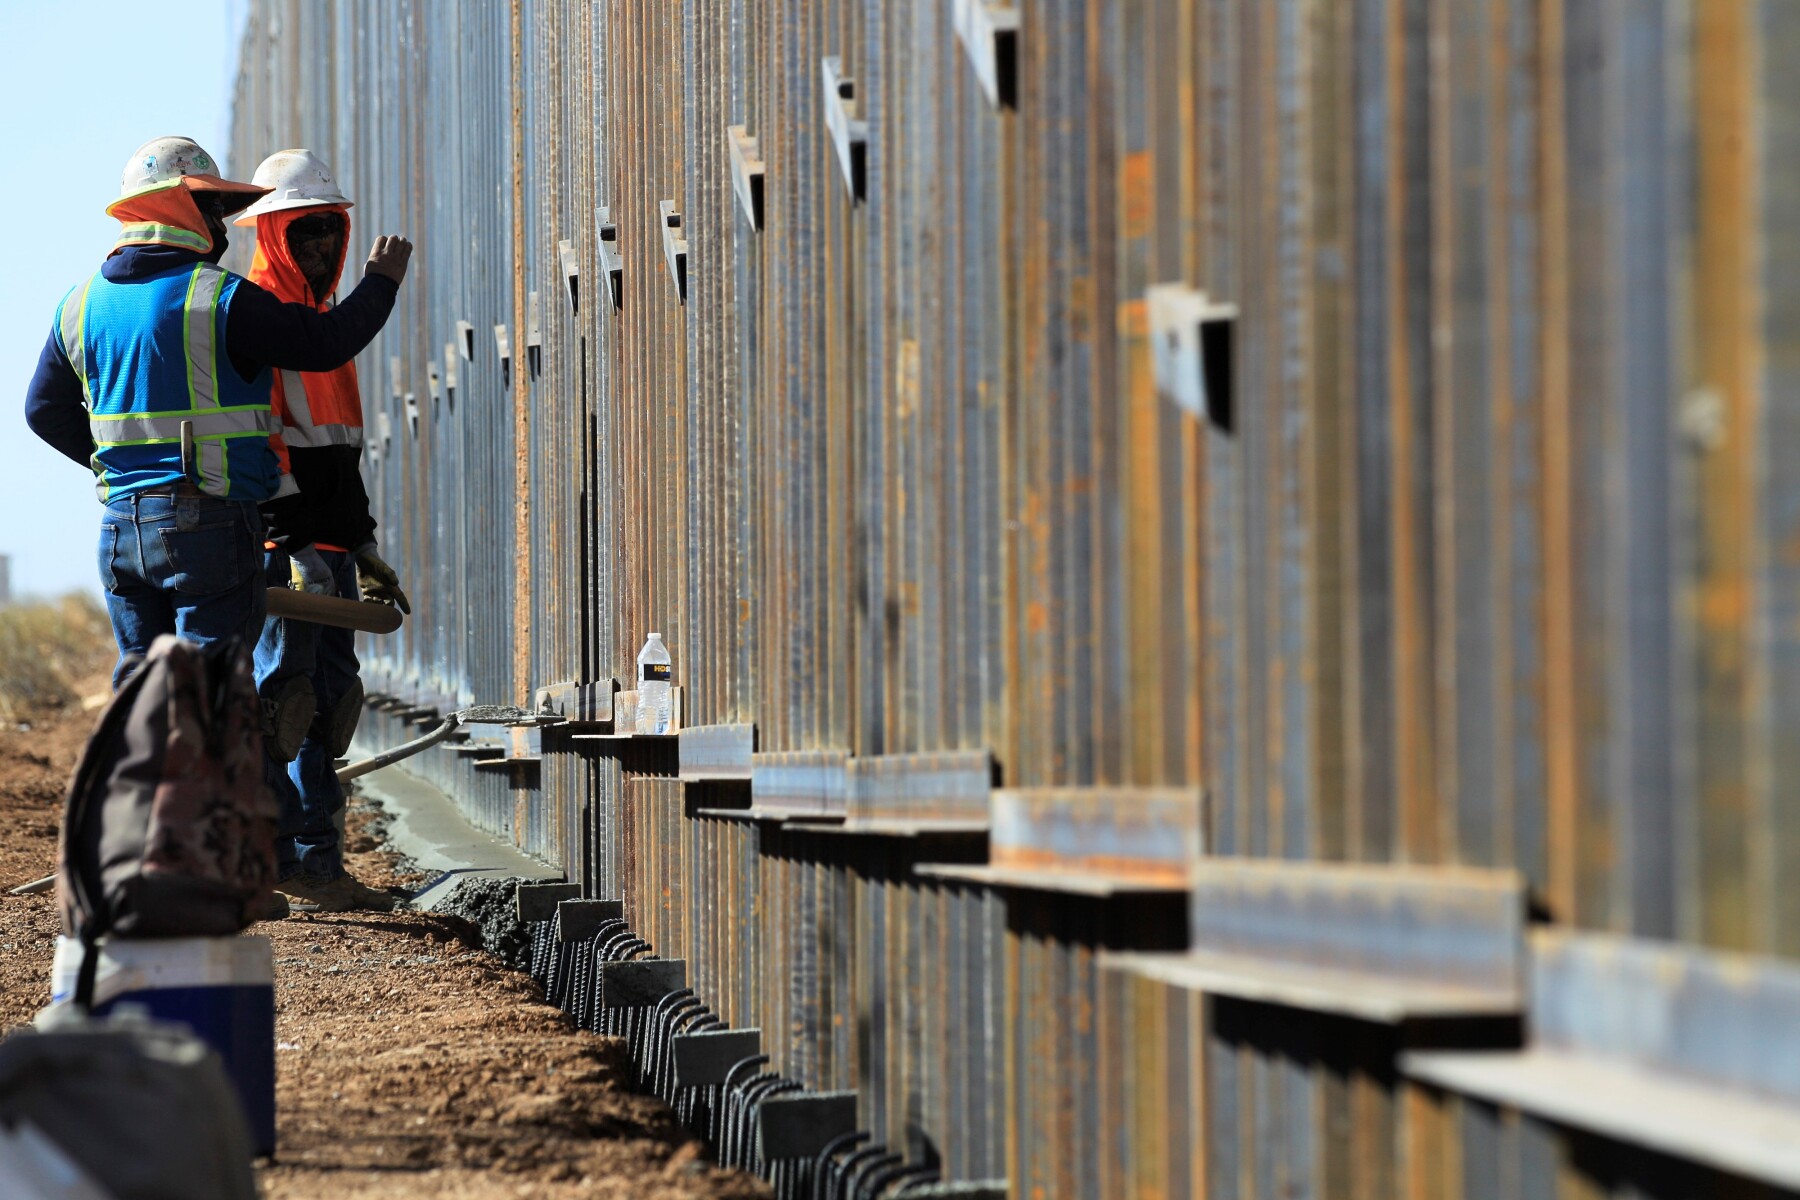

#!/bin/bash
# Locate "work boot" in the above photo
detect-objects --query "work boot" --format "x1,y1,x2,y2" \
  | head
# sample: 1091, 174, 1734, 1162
249, 891, 291, 921
276, 872, 398, 914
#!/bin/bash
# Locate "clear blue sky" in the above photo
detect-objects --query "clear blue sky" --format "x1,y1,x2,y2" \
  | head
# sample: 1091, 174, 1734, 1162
1, 1, 246, 599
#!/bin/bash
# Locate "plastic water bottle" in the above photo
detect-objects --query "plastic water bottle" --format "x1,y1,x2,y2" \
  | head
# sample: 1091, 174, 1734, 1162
636, 633, 673, 734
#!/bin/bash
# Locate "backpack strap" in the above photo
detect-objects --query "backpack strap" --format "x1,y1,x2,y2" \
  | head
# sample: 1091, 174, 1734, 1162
72, 929, 102, 1011
59, 660, 154, 1010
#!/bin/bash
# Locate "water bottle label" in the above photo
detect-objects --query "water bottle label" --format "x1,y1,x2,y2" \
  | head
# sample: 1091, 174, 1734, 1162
641, 663, 672, 682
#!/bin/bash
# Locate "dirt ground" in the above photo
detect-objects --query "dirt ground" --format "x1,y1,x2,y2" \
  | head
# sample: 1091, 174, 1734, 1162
0, 672, 766, 1199
0, 673, 106, 1034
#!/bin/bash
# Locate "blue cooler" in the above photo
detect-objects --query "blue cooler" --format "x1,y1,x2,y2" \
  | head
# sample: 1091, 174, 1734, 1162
51, 934, 276, 1154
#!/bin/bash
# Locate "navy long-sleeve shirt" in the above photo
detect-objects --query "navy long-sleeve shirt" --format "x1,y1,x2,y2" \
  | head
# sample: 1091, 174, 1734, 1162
25, 243, 398, 544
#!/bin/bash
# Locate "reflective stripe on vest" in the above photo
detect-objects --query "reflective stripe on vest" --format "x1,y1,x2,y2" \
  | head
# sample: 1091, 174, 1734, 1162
276, 369, 365, 448
196, 439, 228, 495
114, 222, 212, 255
88, 405, 269, 446
280, 369, 313, 428
56, 278, 94, 404
184, 265, 228, 412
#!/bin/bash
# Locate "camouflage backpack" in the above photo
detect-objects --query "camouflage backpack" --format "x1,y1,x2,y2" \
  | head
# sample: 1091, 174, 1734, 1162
57, 636, 279, 981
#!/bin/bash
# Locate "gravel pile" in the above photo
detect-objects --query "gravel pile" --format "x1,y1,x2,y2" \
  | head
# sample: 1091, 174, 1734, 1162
434, 876, 532, 971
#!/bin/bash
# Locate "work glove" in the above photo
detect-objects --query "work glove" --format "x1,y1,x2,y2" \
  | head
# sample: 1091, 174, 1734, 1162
365, 235, 414, 286
353, 544, 412, 615
289, 546, 336, 596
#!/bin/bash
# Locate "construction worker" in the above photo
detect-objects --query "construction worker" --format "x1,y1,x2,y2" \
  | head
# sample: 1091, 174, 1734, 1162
235, 150, 408, 913
24, 136, 409, 701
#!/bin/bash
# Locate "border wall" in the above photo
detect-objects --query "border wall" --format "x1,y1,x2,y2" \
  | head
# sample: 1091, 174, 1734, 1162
233, 3, 1800, 1197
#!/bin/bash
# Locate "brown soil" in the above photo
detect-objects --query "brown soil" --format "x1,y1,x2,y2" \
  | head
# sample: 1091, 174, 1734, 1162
0, 677, 103, 1031
0, 674, 766, 1200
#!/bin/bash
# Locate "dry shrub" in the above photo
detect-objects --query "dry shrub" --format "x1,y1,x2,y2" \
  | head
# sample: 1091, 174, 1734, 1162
0, 595, 113, 721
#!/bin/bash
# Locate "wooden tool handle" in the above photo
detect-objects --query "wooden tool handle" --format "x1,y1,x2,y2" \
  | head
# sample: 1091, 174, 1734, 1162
266, 587, 405, 634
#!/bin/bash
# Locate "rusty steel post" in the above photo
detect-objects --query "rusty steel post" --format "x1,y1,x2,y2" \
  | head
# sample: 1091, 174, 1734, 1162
233, 1, 1800, 1196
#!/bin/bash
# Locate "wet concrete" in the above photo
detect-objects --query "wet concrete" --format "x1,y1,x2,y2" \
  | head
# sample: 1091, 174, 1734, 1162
354, 767, 560, 912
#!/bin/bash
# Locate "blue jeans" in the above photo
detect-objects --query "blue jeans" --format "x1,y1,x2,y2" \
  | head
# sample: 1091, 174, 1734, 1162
97, 493, 265, 690
255, 549, 361, 882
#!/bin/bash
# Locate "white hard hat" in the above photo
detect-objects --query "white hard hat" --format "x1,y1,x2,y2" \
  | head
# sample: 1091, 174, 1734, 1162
234, 149, 354, 225
110, 136, 267, 214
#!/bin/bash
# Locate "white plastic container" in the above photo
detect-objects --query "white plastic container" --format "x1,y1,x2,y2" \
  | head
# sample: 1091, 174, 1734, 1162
50, 935, 276, 1155
636, 633, 673, 734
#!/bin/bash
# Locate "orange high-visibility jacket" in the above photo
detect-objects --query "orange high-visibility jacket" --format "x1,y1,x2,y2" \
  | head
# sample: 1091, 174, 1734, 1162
249, 205, 376, 552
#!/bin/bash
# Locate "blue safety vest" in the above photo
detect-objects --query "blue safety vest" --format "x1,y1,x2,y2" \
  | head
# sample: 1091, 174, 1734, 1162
55, 263, 277, 502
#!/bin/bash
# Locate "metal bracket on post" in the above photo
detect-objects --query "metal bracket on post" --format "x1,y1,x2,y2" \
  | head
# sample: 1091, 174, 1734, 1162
474, 747, 539, 776
727, 125, 765, 231
825, 749, 994, 836
404, 393, 419, 437
1105, 860, 1525, 1023
442, 343, 459, 403
526, 290, 543, 378
673, 1028, 763, 1089
758, 1091, 859, 1162
555, 898, 625, 942
920, 787, 1203, 895
426, 360, 441, 407
532, 680, 617, 727
601, 959, 687, 1008
659, 200, 688, 304
1148, 283, 1238, 432
1404, 931, 1800, 1191
455, 319, 475, 360
595, 207, 624, 311
953, 0, 1020, 108
388, 355, 403, 401
494, 324, 512, 388
678, 723, 755, 782
464, 712, 554, 770
515, 881, 581, 923
821, 57, 867, 203
697, 749, 849, 824
558, 239, 580, 313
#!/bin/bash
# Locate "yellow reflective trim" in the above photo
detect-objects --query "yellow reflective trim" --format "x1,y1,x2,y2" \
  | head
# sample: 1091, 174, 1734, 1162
183, 265, 228, 411
88, 403, 270, 421
184, 267, 201, 412
56, 277, 95, 406
113, 222, 211, 253
92, 436, 178, 448
210, 273, 221, 416
196, 438, 229, 497
90, 408, 271, 445
91, 433, 271, 449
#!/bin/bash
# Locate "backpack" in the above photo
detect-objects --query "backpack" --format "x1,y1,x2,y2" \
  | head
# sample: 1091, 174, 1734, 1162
56, 635, 279, 989
0, 1006, 258, 1200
